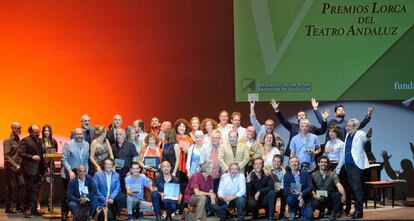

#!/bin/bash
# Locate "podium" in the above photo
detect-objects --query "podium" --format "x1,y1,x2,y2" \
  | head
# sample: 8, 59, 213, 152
42, 153, 62, 219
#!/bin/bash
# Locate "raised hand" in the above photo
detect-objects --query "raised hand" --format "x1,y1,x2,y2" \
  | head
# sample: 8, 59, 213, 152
381, 151, 391, 162
249, 100, 255, 108
311, 98, 319, 110
322, 109, 330, 121
270, 98, 280, 111
368, 106, 375, 117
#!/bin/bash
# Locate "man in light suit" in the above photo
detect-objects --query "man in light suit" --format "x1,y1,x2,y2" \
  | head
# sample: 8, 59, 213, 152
336, 118, 370, 219
218, 130, 250, 173
61, 128, 90, 221
94, 158, 125, 221
67, 164, 97, 219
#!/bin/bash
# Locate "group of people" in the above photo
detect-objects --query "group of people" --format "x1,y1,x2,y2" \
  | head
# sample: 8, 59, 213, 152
2, 98, 375, 221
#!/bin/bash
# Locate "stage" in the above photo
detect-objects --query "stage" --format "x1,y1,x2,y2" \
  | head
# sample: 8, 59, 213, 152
0, 202, 412, 220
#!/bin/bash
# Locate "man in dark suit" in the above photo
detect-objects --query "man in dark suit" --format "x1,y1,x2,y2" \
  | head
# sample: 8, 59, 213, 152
70, 114, 94, 144
284, 156, 314, 220
18, 124, 47, 217
106, 114, 123, 145
67, 164, 97, 220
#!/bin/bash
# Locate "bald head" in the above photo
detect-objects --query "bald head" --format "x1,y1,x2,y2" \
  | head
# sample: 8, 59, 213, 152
115, 128, 126, 143
28, 124, 40, 138
11, 122, 21, 136
74, 127, 84, 142
113, 114, 123, 129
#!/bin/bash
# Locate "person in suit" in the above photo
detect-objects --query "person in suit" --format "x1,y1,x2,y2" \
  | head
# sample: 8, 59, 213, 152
94, 158, 125, 221
70, 114, 95, 144
60, 128, 90, 221
336, 118, 370, 219
18, 124, 47, 217
284, 156, 314, 220
106, 114, 123, 145
218, 130, 250, 173
3, 122, 24, 213
67, 164, 97, 219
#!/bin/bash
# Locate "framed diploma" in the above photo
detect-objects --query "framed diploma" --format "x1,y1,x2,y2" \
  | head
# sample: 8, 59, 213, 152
114, 158, 125, 168
290, 183, 302, 194
144, 157, 160, 169
163, 183, 180, 201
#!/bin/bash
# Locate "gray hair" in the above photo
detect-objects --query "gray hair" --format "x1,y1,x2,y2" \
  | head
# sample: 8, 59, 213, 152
348, 118, 360, 128
299, 119, 310, 127
200, 161, 213, 173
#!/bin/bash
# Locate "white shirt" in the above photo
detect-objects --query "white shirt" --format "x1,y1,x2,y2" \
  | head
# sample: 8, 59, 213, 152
105, 172, 112, 198
222, 126, 246, 142
263, 147, 281, 168
324, 138, 344, 162
217, 172, 246, 198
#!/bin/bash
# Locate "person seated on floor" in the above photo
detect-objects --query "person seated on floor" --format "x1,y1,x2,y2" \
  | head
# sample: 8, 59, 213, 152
67, 164, 97, 220
311, 156, 346, 220
152, 160, 181, 221
213, 162, 246, 221
270, 154, 287, 219
183, 161, 216, 221
125, 162, 154, 220
247, 158, 276, 220
93, 158, 125, 221
284, 156, 314, 220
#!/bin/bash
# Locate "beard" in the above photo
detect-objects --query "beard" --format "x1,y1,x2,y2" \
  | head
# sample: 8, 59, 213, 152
336, 112, 345, 118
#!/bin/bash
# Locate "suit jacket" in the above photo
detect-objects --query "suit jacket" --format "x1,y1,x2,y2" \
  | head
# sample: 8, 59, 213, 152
18, 135, 46, 175
283, 170, 314, 201
336, 130, 369, 172
60, 139, 90, 179
218, 142, 250, 173
105, 128, 117, 145
3, 134, 22, 171
93, 170, 121, 205
67, 175, 97, 204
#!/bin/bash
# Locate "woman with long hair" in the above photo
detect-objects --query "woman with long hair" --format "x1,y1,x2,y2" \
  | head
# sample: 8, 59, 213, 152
90, 125, 114, 173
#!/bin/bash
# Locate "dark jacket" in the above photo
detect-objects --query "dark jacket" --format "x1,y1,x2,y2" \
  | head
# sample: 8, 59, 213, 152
3, 134, 22, 171
248, 171, 273, 200
18, 136, 46, 175
283, 170, 314, 201
67, 175, 97, 204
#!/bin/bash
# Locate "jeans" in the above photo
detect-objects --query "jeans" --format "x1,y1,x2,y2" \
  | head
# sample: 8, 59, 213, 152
286, 195, 313, 220
126, 195, 153, 215
151, 191, 178, 216
213, 196, 246, 220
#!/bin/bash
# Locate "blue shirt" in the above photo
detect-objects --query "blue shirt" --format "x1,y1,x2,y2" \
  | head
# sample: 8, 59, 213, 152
345, 133, 355, 165
125, 174, 151, 200
290, 133, 320, 164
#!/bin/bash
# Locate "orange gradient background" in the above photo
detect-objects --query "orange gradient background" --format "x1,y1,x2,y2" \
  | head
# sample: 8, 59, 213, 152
0, 0, 237, 148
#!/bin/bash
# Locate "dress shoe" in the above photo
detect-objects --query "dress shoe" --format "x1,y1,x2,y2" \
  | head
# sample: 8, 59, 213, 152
351, 211, 363, 219
5, 208, 16, 213
31, 210, 41, 216
23, 211, 31, 218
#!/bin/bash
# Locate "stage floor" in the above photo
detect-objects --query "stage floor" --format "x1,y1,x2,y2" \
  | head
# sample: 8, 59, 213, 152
1, 203, 413, 220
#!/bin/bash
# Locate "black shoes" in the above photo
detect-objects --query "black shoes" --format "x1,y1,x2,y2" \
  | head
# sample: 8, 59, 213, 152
351, 211, 363, 219
5, 208, 16, 213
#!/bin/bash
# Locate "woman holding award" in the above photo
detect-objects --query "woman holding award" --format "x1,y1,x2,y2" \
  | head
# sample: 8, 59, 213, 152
139, 132, 162, 179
